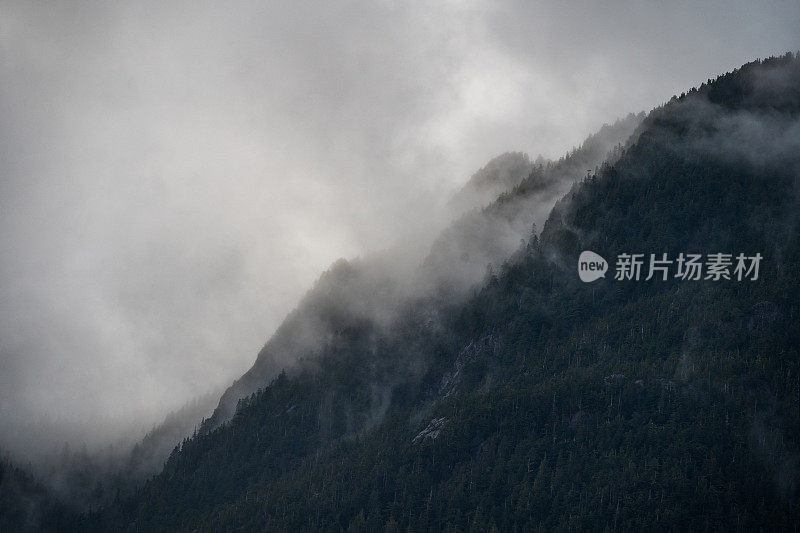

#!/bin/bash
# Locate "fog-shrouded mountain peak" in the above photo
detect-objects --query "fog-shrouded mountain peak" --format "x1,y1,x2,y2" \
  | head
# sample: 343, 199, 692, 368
200, 113, 642, 433
447, 152, 535, 214
77, 54, 800, 531
4, 54, 800, 532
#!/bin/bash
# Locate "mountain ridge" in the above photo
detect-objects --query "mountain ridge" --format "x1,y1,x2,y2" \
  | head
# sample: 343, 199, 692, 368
5, 53, 799, 531
200, 113, 643, 433
84, 54, 798, 531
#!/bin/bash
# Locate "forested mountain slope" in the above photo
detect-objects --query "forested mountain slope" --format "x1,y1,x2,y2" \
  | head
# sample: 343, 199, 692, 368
0, 86, 640, 533
85, 54, 800, 531
202, 115, 641, 432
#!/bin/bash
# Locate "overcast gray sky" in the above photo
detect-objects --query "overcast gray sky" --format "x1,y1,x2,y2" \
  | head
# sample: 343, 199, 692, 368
1, 0, 798, 447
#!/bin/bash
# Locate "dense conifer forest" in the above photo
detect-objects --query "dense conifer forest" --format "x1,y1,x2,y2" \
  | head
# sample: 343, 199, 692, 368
3, 54, 799, 531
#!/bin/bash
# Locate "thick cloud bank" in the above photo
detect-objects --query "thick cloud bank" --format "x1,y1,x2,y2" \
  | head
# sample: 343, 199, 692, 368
0, 0, 798, 455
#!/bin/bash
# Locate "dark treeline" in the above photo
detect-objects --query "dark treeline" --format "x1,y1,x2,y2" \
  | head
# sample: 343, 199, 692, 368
200, 111, 641, 435
76, 53, 800, 531
4, 54, 800, 531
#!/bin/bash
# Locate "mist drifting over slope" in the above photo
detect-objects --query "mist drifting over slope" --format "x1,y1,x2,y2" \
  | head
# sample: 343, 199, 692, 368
1, 0, 799, 459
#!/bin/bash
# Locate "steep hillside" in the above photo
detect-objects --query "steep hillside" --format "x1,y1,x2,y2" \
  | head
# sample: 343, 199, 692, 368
87, 54, 800, 531
420, 113, 643, 300
202, 114, 641, 432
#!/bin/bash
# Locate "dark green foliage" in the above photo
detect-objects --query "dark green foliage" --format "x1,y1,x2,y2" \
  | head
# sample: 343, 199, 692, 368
81, 54, 800, 531
0, 456, 75, 532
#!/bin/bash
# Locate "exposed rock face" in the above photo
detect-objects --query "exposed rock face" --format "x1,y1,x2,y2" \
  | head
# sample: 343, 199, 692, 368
412, 417, 447, 445
604, 373, 627, 387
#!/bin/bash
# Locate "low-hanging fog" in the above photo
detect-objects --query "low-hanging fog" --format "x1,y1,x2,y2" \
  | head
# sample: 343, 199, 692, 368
1, 0, 798, 458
